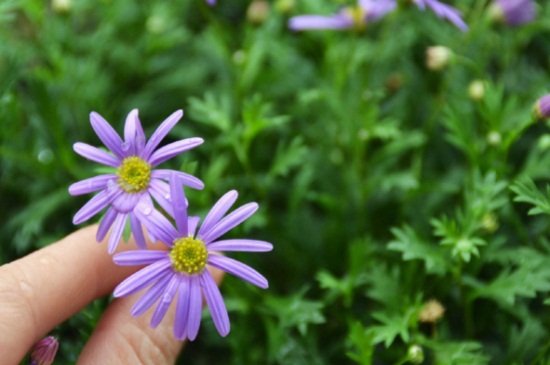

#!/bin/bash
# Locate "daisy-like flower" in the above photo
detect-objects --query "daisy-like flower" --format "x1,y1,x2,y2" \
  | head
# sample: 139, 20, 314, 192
30, 336, 58, 365
488, 0, 535, 26
289, 0, 396, 31
412, 0, 468, 31
112, 175, 272, 340
69, 109, 204, 253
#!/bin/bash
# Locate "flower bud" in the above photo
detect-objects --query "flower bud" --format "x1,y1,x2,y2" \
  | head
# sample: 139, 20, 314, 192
468, 80, 485, 101
426, 46, 452, 71
419, 299, 445, 323
52, 0, 71, 13
534, 94, 550, 120
247, 1, 270, 25
487, 0, 535, 26
407, 345, 425, 364
30, 336, 58, 365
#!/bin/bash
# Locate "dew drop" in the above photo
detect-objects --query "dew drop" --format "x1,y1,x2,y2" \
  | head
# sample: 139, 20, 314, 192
121, 141, 130, 151
141, 206, 152, 215
165, 193, 171, 200
161, 292, 173, 303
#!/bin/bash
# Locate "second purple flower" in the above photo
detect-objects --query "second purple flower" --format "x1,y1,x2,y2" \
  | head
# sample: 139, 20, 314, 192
69, 109, 204, 253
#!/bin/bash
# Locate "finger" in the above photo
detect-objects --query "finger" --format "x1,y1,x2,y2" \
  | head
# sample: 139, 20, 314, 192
0, 225, 146, 364
77, 266, 225, 365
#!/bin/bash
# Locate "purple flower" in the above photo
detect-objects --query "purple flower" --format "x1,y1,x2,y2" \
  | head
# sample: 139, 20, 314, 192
491, 0, 535, 26
412, 0, 468, 31
289, 0, 396, 31
206, 0, 215, 5
30, 336, 58, 365
113, 176, 272, 340
535, 94, 550, 119
69, 109, 204, 253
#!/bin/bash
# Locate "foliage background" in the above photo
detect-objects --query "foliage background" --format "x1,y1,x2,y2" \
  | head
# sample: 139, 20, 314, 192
2, 0, 550, 363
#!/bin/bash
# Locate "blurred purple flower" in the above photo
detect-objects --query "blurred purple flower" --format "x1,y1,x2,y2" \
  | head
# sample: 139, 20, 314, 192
535, 94, 550, 119
491, 0, 535, 26
206, 0, 216, 5
413, 0, 468, 31
30, 336, 58, 365
69, 109, 204, 253
113, 176, 272, 340
289, 0, 396, 31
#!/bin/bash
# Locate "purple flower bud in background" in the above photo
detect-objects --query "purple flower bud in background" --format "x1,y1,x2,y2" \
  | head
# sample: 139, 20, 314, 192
30, 336, 58, 365
206, 0, 216, 5
488, 0, 535, 26
535, 94, 550, 119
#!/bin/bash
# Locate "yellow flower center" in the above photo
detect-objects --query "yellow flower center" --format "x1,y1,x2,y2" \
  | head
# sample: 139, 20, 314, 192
117, 156, 151, 193
170, 237, 208, 274
345, 6, 367, 29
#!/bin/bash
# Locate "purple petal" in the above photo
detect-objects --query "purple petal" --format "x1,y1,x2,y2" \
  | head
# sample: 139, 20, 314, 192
148, 179, 175, 217
131, 271, 173, 317
417, 0, 468, 31
170, 174, 189, 236
134, 202, 178, 246
141, 110, 183, 160
200, 203, 258, 244
72, 190, 112, 224
207, 239, 273, 252
189, 216, 201, 237
107, 213, 127, 254
149, 138, 204, 167
130, 212, 147, 249
97, 206, 118, 241
359, 0, 397, 21
114, 259, 172, 297
200, 270, 230, 336
174, 277, 190, 340
69, 174, 116, 196
111, 190, 145, 213
114, 250, 169, 265
150, 274, 181, 328
73, 142, 120, 167
151, 170, 204, 190
90, 111, 125, 159
197, 190, 238, 238
208, 254, 268, 289
289, 14, 353, 31
187, 275, 203, 340
123, 109, 139, 156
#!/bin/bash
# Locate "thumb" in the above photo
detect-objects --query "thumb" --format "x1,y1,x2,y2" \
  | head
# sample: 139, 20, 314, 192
77, 265, 224, 364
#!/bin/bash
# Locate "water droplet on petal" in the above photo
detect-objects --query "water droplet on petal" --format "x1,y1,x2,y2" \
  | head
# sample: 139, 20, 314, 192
141, 206, 152, 215
165, 193, 171, 200
161, 293, 173, 303
121, 141, 130, 151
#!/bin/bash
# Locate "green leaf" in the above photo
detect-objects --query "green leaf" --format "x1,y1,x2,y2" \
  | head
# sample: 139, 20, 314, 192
368, 309, 415, 348
388, 225, 449, 275
264, 288, 326, 336
346, 321, 374, 365
424, 340, 489, 365
510, 177, 550, 216
469, 256, 550, 306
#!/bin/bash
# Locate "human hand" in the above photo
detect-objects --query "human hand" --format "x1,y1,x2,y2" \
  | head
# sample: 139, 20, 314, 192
0, 225, 224, 364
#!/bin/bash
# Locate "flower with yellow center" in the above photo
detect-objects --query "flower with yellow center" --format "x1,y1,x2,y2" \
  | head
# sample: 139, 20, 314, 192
114, 175, 273, 341
69, 109, 204, 253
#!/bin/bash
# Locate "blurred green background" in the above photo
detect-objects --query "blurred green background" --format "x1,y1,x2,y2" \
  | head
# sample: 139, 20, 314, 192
3, 0, 550, 363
